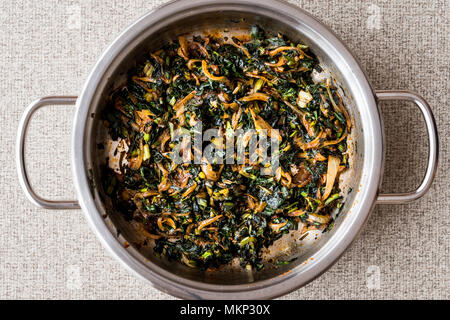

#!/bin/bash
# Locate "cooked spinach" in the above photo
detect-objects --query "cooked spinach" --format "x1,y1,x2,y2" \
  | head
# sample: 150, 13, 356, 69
101, 26, 351, 270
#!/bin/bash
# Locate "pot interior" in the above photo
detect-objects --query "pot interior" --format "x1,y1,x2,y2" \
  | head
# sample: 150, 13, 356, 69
82, 7, 365, 287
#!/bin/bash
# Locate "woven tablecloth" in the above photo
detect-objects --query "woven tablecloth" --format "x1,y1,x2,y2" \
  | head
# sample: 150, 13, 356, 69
0, 0, 448, 299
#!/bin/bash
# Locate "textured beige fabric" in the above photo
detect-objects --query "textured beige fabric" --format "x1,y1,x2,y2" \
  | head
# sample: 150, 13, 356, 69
0, 0, 448, 300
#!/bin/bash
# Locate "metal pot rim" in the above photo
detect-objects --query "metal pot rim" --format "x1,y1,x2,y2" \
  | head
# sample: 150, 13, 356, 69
72, 0, 383, 299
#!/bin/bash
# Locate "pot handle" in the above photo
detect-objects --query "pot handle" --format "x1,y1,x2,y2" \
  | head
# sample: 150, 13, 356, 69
375, 90, 438, 204
16, 96, 81, 209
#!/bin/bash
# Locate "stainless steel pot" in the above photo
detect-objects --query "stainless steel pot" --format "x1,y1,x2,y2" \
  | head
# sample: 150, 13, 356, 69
16, 0, 438, 299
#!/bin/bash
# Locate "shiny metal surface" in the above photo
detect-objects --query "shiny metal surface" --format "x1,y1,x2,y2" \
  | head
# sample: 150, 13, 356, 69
375, 91, 439, 204
72, 0, 383, 299
16, 96, 80, 209
16, 0, 438, 299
